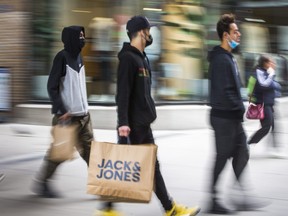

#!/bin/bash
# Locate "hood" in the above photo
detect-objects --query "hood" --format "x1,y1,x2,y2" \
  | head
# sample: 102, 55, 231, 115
118, 42, 145, 60
61, 26, 85, 57
207, 45, 232, 62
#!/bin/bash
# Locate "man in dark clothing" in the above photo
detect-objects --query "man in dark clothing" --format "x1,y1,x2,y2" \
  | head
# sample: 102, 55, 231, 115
31, 26, 94, 198
95, 16, 200, 216
207, 14, 249, 214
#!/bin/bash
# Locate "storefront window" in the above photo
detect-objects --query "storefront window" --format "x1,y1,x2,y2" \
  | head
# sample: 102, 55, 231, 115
31, 0, 210, 104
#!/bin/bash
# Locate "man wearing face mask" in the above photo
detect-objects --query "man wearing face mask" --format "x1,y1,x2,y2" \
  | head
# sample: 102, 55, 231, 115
207, 14, 250, 214
95, 16, 200, 216
31, 26, 94, 198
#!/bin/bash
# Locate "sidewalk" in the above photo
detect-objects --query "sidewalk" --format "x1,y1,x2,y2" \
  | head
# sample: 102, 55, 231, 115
0, 121, 287, 216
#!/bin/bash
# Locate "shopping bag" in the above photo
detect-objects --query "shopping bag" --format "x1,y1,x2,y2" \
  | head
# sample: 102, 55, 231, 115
49, 124, 77, 161
246, 103, 265, 120
247, 76, 257, 97
87, 141, 157, 203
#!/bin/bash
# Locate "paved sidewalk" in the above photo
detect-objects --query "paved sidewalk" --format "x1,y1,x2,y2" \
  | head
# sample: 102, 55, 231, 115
0, 121, 287, 216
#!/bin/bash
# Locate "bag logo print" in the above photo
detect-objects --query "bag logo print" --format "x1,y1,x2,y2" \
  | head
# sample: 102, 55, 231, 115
97, 159, 141, 182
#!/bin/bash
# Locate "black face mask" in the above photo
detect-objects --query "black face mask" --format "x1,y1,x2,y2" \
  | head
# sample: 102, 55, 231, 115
79, 38, 85, 49
145, 34, 153, 47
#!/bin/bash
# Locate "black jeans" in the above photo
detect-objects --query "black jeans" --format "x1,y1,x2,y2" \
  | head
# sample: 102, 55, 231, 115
248, 105, 274, 145
210, 115, 249, 198
105, 125, 173, 211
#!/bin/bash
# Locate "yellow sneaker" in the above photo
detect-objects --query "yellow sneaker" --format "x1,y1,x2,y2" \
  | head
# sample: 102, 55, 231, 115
94, 209, 123, 216
165, 203, 201, 216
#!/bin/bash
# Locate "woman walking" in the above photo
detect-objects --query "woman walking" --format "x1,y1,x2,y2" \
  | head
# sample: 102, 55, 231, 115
248, 54, 281, 146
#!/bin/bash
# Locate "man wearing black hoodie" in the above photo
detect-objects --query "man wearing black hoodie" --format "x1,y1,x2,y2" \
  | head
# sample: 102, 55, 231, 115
207, 14, 249, 214
95, 16, 200, 216
31, 26, 94, 198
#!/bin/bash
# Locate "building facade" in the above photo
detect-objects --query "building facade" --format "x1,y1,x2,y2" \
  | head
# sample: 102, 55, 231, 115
1, 0, 288, 121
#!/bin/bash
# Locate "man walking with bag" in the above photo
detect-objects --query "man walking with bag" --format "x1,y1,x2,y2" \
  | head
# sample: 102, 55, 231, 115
31, 26, 94, 198
95, 15, 200, 216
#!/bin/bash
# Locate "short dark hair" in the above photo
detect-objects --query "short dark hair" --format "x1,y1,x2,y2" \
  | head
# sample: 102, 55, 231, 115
127, 31, 139, 41
217, 14, 236, 40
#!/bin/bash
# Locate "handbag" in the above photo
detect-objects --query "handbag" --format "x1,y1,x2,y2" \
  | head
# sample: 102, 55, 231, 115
246, 102, 264, 120
87, 141, 157, 203
49, 123, 77, 161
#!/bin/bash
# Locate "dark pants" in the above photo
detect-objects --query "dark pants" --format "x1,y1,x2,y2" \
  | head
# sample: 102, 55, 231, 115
37, 113, 94, 181
248, 105, 274, 145
106, 125, 173, 211
210, 115, 249, 198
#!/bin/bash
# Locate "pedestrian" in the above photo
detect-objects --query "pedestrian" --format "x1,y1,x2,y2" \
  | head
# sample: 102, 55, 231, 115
247, 55, 282, 148
95, 15, 200, 216
31, 26, 94, 198
207, 14, 266, 214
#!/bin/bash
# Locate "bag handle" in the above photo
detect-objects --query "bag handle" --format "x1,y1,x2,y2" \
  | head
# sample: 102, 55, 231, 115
57, 119, 72, 126
118, 136, 131, 145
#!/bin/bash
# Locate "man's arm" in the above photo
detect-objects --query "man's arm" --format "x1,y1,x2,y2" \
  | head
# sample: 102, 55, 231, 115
47, 52, 67, 115
222, 59, 244, 111
116, 54, 135, 133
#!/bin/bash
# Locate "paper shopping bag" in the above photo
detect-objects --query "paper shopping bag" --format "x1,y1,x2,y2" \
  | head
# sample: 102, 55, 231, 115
87, 141, 157, 203
49, 124, 77, 162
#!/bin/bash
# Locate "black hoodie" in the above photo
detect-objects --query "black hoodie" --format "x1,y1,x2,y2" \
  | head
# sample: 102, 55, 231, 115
116, 42, 157, 127
207, 46, 245, 120
47, 26, 87, 115
62, 26, 85, 57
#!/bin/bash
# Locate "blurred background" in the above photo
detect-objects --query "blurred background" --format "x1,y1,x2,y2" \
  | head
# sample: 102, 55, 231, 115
1, 0, 288, 122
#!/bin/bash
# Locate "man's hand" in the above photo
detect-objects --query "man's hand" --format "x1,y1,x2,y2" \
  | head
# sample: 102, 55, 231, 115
118, 125, 131, 137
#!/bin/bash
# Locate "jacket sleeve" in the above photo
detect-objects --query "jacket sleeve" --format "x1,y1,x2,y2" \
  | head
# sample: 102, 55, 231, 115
256, 69, 282, 92
47, 52, 67, 114
272, 81, 282, 91
116, 53, 135, 127
256, 69, 275, 89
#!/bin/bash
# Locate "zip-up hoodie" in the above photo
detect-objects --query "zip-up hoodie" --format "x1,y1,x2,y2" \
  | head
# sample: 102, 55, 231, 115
116, 42, 157, 127
47, 26, 88, 116
207, 46, 245, 120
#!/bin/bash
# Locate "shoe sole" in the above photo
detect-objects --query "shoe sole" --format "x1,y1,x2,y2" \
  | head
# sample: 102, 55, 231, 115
207, 209, 234, 215
190, 207, 201, 216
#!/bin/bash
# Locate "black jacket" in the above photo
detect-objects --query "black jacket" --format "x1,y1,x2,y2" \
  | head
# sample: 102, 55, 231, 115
253, 67, 281, 106
116, 42, 156, 127
208, 46, 245, 120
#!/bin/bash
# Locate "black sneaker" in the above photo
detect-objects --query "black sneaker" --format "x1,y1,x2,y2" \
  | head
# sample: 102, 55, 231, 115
31, 180, 60, 198
208, 200, 235, 215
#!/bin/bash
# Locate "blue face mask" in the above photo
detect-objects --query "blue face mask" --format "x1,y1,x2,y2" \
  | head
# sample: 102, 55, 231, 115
228, 39, 239, 49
